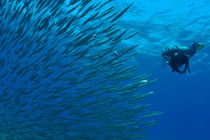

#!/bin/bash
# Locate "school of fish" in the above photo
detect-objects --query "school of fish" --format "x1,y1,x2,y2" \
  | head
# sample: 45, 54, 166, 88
0, 0, 161, 139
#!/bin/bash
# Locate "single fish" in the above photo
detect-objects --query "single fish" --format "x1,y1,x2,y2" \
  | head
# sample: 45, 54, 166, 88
111, 3, 133, 22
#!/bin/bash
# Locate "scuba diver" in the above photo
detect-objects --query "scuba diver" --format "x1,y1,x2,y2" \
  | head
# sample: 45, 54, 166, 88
162, 42, 205, 74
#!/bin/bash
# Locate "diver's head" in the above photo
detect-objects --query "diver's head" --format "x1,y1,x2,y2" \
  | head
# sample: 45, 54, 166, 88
192, 42, 205, 51
162, 48, 171, 62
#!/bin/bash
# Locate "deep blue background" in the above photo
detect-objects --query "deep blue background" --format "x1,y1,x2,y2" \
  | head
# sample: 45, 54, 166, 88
138, 54, 210, 140
132, 49, 210, 140
115, 0, 210, 139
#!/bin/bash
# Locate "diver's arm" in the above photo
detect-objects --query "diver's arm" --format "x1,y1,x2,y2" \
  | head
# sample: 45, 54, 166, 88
181, 64, 188, 73
188, 65, 191, 73
186, 59, 191, 73
181, 59, 191, 74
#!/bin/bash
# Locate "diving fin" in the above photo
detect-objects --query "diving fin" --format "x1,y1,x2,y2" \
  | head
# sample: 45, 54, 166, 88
196, 43, 205, 51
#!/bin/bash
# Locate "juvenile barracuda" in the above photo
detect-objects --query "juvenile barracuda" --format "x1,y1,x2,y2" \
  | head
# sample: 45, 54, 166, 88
0, 0, 159, 139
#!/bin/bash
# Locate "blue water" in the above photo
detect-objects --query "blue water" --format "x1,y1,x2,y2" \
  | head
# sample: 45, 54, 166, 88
136, 54, 210, 140
117, 0, 210, 139
1, 0, 210, 139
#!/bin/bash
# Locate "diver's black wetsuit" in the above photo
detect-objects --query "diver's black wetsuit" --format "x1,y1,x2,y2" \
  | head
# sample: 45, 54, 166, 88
168, 49, 191, 73
162, 42, 199, 74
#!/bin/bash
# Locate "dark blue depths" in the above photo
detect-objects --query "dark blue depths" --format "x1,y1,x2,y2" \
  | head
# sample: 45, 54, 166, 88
136, 53, 210, 140
0, 0, 160, 140
113, 0, 210, 139
114, 0, 210, 139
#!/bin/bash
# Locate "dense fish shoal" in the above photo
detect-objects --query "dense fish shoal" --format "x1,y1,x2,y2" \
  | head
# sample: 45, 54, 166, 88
0, 0, 160, 139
